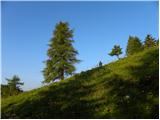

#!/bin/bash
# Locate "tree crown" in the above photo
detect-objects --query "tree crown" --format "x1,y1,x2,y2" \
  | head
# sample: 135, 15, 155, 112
109, 45, 122, 56
126, 36, 142, 56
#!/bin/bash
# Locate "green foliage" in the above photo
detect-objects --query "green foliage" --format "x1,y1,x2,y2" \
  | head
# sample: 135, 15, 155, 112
156, 39, 159, 46
144, 34, 156, 48
6, 75, 24, 91
1, 84, 10, 98
126, 36, 143, 56
109, 45, 122, 59
1, 75, 24, 98
43, 22, 80, 83
2, 47, 158, 119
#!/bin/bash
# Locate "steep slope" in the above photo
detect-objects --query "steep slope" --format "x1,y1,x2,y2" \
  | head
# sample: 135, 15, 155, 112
1, 47, 159, 119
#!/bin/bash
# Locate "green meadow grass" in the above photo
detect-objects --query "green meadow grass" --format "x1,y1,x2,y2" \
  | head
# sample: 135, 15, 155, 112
1, 47, 159, 118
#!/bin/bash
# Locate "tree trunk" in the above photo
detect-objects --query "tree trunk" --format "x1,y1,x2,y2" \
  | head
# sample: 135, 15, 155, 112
9, 86, 12, 96
117, 55, 120, 60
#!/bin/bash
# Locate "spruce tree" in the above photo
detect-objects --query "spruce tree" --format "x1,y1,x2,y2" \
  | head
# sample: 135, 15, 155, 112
126, 36, 142, 56
144, 34, 156, 48
43, 22, 80, 83
6, 75, 24, 96
109, 45, 122, 59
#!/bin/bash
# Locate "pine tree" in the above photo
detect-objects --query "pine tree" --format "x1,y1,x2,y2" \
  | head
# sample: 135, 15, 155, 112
6, 75, 24, 96
43, 22, 80, 83
144, 34, 156, 48
109, 45, 122, 59
156, 38, 159, 47
126, 36, 143, 56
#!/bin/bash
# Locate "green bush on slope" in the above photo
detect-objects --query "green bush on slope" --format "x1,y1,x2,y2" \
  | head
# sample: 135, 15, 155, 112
1, 47, 159, 119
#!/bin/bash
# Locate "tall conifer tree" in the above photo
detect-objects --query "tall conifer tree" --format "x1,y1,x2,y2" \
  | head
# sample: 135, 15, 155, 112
156, 39, 159, 46
6, 75, 24, 96
43, 22, 80, 83
126, 36, 142, 56
144, 34, 156, 48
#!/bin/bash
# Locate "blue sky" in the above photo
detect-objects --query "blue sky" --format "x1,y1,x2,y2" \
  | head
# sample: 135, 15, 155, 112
2, 1, 158, 90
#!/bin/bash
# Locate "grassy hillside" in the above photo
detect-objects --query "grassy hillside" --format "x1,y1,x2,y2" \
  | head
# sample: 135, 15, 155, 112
1, 47, 159, 119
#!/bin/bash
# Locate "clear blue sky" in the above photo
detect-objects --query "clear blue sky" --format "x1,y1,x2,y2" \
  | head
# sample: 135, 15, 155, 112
2, 1, 158, 90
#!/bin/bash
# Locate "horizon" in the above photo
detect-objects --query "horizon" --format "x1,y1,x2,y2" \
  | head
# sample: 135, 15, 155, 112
2, 1, 158, 90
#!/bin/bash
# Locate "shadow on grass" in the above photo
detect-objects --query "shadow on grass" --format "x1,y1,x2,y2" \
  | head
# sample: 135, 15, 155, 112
104, 48, 159, 118
2, 48, 159, 119
2, 75, 108, 118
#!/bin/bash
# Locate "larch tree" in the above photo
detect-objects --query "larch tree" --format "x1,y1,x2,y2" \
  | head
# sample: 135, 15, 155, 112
126, 36, 143, 56
144, 34, 156, 48
156, 38, 159, 47
43, 21, 80, 83
6, 75, 24, 96
109, 45, 122, 59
